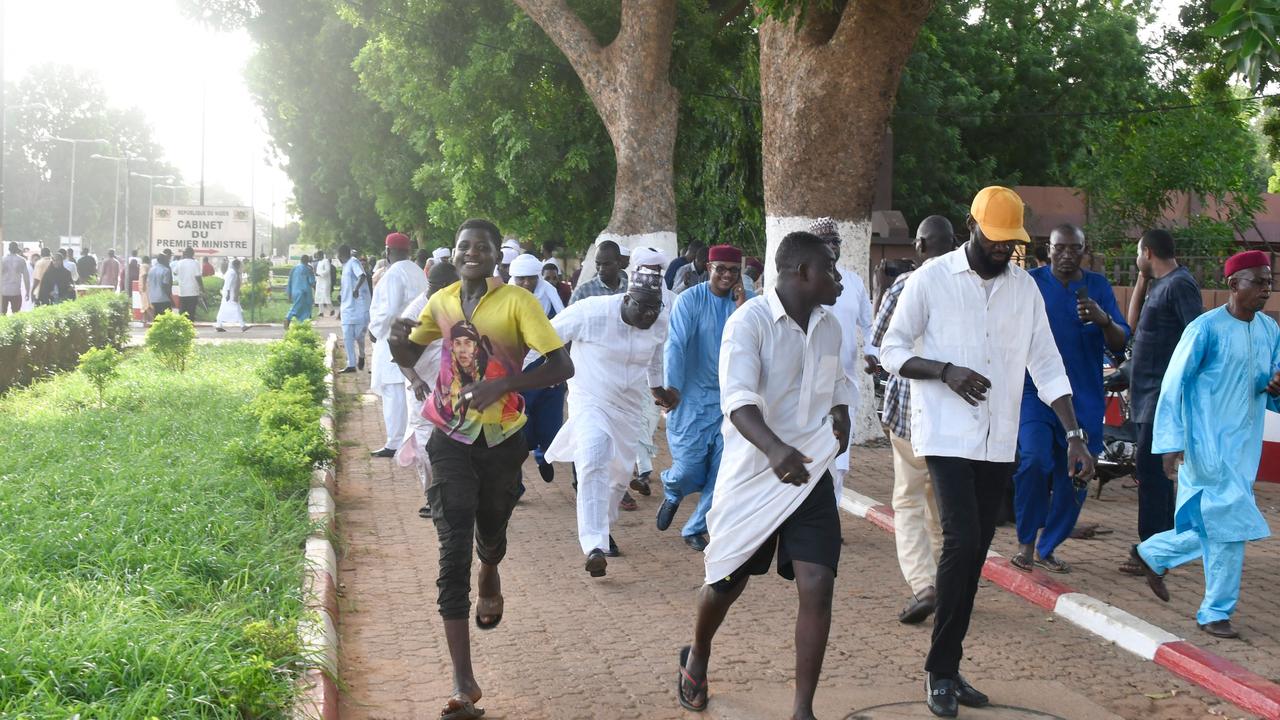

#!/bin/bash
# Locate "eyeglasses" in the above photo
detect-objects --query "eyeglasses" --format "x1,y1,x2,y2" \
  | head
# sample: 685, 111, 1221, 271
709, 264, 741, 276
1050, 244, 1085, 256
1238, 275, 1274, 287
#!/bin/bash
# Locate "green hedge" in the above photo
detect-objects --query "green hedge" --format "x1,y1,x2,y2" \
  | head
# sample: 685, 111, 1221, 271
0, 293, 131, 394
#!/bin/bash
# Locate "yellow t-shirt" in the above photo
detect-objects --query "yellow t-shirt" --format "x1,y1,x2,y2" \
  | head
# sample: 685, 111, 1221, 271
408, 278, 564, 445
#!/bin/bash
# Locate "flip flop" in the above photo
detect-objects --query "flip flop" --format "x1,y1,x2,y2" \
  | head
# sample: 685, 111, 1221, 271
475, 594, 503, 630
1010, 552, 1034, 573
1034, 555, 1071, 574
440, 693, 484, 720
678, 645, 708, 712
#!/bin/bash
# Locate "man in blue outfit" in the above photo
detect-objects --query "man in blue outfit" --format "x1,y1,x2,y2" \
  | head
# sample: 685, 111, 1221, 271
655, 244, 751, 552
338, 244, 371, 373
284, 254, 315, 330
1012, 224, 1130, 574
1134, 250, 1280, 640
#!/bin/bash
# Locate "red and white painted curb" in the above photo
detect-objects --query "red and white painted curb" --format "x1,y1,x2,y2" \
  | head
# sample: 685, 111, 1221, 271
297, 335, 341, 720
839, 487, 1280, 719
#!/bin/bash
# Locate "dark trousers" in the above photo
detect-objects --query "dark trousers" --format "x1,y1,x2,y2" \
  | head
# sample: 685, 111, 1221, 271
1135, 422, 1175, 540
924, 455, 1014, 677
178, 295, 199, 320
1, 295, 20, 314
151, 301, 173, 317
427, 430, 529, 620
521, 383, 565, 465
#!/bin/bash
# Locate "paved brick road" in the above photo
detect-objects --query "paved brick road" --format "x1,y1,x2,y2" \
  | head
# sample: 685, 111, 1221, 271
334, 374, 1259, 719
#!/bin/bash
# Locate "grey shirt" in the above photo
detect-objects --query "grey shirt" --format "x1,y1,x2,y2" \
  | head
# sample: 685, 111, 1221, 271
148, 263, 173, 303
1130, 265, 1202, 423
1, 253, 31, 296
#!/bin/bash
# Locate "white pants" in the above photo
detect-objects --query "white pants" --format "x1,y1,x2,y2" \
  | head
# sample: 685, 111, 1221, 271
890, 432, 943, 595
215, 300, 245, 329
636, 396, 661, 476
575, 425, 630, 554
378, 383, 407, 451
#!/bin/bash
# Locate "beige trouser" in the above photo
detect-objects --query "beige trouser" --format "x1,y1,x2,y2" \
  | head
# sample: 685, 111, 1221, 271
890, 432, 943, 595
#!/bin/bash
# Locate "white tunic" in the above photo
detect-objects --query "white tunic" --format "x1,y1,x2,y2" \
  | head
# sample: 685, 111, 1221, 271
544, 294, 667, 553
703, 289, 855, 584
315, 258, 333, 303
368, 259, 429, 389
830, 265, 870, 474
215, 269, 245, 327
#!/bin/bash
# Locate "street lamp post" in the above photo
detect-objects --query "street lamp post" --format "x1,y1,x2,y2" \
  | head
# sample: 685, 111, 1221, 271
130, 172, 174, 260
91, 152, 149, 292
49, 136, 108, 253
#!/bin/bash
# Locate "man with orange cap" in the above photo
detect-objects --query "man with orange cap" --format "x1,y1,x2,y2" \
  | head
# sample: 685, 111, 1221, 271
1132, 250, 1280, 640
369, 232, 430, 458
880, 186, 1095, 716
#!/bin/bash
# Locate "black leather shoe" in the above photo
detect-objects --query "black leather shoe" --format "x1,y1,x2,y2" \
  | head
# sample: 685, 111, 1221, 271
1133, 543, 1170, 602
418, 505, 431, 519
630, 472, 652, 496
955, 675, 989, 707
1199, 619, 1240, 638
370, 447, 396, 458
925, 674, 958, 717
899, 586, 937, 624
606, 535, 621, 557
585, 549, 607, 577
684, 533, 709, 552
339, 367, 356, 374
538, 462, 555, 483
357, 356, 365, 370
656, 498, 680, 531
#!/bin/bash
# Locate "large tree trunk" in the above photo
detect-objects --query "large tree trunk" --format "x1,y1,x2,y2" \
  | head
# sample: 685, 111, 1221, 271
513, 0, 679, 272
759, 1, 932, 442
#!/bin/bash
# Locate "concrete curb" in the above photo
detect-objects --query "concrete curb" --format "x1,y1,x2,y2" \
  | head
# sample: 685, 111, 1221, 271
839, 486, 1280, 719
297, 333, 341, 720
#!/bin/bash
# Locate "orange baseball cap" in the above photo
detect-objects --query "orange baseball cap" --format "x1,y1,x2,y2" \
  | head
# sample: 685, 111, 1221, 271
970, 186, 1030, 243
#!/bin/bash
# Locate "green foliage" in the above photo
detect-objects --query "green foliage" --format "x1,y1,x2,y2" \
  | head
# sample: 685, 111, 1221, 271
203, 274, 225, 307
1202, 0, 1280, 90
78, 346, 123, 406
145, 311, 196, 372
1074, 80, 1266, 250
259, 322, 327, 402
242, 365, 334, 498
0, 344, 309, 716
242, 258, 273, 321
0, 292, 130, 394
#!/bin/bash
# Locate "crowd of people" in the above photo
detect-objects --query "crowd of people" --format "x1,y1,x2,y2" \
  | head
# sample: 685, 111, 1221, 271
0, 243, 127, 311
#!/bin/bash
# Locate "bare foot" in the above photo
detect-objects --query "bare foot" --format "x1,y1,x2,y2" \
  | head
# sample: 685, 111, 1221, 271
476, 562, 502, 625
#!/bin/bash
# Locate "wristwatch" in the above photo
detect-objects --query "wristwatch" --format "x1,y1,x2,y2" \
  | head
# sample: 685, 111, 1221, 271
1066, 427, 1088, 444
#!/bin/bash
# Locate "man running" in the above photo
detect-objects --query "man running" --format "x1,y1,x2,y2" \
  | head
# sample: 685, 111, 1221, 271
676, 231, 850, 720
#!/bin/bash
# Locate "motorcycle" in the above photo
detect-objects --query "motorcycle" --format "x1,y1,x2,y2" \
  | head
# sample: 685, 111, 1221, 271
1095, 360, 1137, 498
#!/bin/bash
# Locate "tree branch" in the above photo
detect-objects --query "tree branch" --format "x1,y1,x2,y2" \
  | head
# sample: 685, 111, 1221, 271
832, 0, 933, 51
510, 0, 607, 86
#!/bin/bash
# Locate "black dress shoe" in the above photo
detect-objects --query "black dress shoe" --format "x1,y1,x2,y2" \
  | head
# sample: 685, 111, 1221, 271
418, 504, 432, 519
585, 549, 607, 577
925, 674, 958, 717
684, 533, 709, 552
339, 367, 356, 374
656, 498, 680, 531
898, 586, 937, 625
1199, 619, 1240, 638
370, 447, 396, 458
630, 472, 652, 496
955, 675, 989, 707
606, 535, 621, 557
538, 462, 555, 483
1133, 543, 1170, 602
357, 356, 365, 370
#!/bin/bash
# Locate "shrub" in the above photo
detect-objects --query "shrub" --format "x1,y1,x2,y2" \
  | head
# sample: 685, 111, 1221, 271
259, 322, 326, 402
146, 311, 196, 372
78, 346, 123, 406
202, 275, 224, 306
238, 375, 334, 497
0, 292, 130, 394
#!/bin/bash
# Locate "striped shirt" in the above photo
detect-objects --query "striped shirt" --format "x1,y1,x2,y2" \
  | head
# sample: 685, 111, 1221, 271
871, 271, 913, 440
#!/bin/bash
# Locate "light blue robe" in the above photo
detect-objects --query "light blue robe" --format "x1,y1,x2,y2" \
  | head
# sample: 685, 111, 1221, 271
1152, 306, 1277, 543
286, 263, 315, 322
661, 282, 752, 537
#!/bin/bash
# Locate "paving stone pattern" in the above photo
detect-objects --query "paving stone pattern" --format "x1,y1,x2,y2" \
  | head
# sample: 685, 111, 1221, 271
334, 373, 1260, 720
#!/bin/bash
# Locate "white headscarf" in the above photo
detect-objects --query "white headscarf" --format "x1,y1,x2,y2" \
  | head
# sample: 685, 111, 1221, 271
508, 253, 565, 316
431, 247, 451, 261
630, 246, 669, 271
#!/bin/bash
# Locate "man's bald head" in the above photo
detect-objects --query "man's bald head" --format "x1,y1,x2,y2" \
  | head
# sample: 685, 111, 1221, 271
915, 215, 956, 258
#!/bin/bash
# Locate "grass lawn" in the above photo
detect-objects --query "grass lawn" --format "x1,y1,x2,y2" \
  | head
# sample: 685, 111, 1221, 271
196, 277, 334, 324
0, 344, 310, 718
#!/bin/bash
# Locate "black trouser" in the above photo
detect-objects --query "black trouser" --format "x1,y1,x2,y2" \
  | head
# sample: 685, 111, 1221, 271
924, 455, 1014, 677
151, 301, 173, 316
178, 295, 199, 320
1134, 421, 1175, 541
1, 295, 19, 314
427, 430, 529, 620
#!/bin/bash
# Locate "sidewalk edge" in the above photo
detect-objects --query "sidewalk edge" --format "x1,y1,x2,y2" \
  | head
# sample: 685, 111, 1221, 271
838, 486, 1280, 719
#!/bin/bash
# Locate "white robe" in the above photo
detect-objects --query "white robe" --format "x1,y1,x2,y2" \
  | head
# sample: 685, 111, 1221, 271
545, 295, 667, 554
315, 258, 333, 305
395, 290, 443, 489
830, 265, 870, 484
369, 260, 430, 389
215, 269, 245, 327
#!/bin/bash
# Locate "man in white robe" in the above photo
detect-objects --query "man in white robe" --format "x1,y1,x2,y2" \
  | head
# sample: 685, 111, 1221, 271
214, 258, 247, 332
369, 232, 430, 458
627, 247, 675, 494
314, 251, 334, 316
545, 269, 669, 577
676, 232, 851, 719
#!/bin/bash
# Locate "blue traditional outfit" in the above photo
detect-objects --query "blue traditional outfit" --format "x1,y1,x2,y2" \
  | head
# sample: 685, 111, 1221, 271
661, 273, 752, 540
285, 261, 315, 323
1014, 267, 1129, 561
340, 257, 371, 370
1137, 304, 1278, 626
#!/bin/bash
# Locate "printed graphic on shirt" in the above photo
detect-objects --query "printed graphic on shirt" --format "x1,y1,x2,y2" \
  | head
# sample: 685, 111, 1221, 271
427, 319, 521, 437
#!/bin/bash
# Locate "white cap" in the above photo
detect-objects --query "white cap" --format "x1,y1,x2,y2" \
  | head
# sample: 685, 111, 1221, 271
500, 247, 519, 264
630, 246, 668, 269
542, 258, 564, 273
619, 245, 631, 257
509, 253, 543, 278
501, 238, 521, 251
432, 247, 451, 260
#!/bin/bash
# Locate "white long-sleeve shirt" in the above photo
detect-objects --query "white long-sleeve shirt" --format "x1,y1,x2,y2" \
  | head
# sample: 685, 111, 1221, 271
369, 259, 429, 388
878, 245, 1071, 462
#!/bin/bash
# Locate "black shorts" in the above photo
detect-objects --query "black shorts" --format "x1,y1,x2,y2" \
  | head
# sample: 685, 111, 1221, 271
710, 472, 841, 592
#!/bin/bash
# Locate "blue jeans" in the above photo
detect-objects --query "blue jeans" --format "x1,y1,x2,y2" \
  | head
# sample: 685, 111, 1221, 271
1013, 420, 1087, 559
341, 321, 368, 369
661, 423, 723, 537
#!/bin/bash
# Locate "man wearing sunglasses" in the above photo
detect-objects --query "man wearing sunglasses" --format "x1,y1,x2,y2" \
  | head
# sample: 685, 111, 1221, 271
656, 244, 752, 551
545, 269, 670, 576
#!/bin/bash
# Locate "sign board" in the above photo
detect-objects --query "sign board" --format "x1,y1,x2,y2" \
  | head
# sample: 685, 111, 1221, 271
288, 243, 318, 264
151, 205, 253, 257
58, 236, 83, 256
